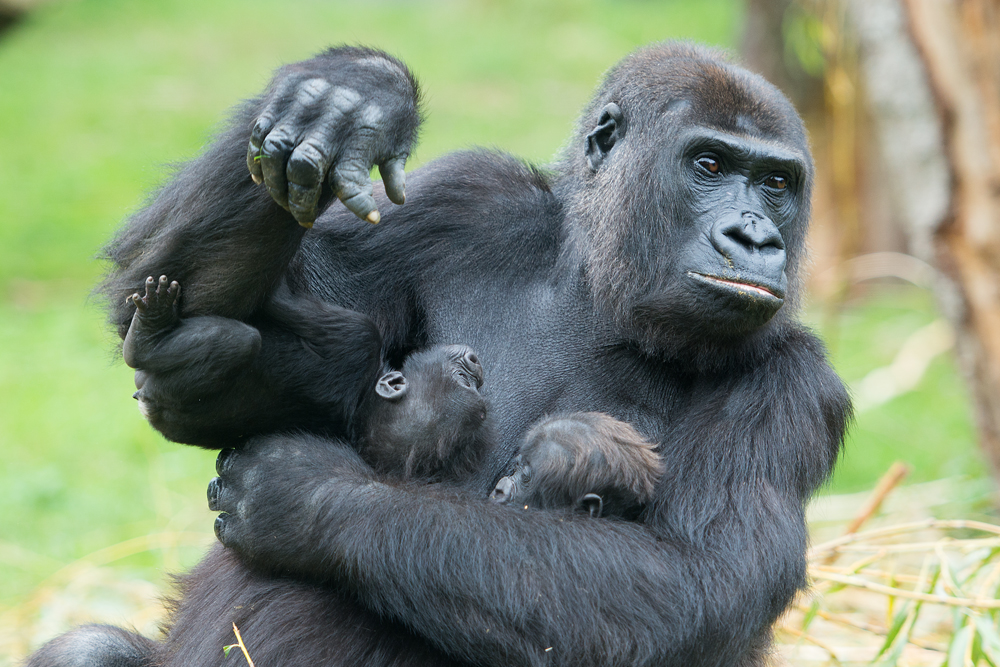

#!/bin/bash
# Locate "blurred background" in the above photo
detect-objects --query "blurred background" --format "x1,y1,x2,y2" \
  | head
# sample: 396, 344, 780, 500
1, 0, 998, 664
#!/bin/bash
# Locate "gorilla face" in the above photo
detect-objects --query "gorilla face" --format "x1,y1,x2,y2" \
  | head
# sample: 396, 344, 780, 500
575, 49, 813, 355
362, 344, 489, 479
657, 126, 807, 338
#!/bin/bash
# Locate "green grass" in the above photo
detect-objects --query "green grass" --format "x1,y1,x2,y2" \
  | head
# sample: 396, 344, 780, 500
0, 0, 989, 661
806, 286, 985, 493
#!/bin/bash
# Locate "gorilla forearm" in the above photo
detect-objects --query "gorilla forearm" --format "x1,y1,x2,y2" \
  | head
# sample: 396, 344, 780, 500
329, 490, 802, 666
211, 436, 806, 667
101, 118, 306, 335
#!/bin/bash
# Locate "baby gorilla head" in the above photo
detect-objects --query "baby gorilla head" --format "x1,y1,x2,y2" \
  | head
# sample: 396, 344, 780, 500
490, 413, 664, 519
358, 344, 490, 481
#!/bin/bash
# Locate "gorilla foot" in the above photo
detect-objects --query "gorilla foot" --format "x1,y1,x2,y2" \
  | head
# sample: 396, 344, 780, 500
129, 275, 180, 330
122, 276, 181, 369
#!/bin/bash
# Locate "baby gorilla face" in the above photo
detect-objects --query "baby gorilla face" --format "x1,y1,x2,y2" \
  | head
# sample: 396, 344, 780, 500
361, 345, 490, 480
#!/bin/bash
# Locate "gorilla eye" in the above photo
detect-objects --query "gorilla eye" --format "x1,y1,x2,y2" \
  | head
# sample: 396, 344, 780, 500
764, 174, 788, 190
696, 156, 720, 174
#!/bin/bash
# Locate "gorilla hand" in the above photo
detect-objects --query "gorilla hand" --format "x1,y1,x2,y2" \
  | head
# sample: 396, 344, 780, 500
247, 48, 421, 226
209, 434, 375, 574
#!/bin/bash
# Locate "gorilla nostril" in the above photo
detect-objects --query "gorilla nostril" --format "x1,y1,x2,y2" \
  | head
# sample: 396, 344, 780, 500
466, 352, 479, 366
491, 477, 514, 503
718, 216, 785, 253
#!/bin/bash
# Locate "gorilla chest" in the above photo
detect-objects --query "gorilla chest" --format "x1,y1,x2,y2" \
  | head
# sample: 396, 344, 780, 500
422, 287, 686, 449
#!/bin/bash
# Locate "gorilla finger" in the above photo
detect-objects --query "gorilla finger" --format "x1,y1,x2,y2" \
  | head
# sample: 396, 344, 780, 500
379, 156, 407, 205
247, 141, 264, 185
331, 159, 378, 223
258, 80, 335, 210
216, 448, 237, 476
248, 76, 304, 182
260, 129, 296, 209
287, 142, 333, 226
129, 293, 145, 312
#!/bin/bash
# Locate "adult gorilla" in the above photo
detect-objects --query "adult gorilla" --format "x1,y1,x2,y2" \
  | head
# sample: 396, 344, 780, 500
98, 42, 846, 666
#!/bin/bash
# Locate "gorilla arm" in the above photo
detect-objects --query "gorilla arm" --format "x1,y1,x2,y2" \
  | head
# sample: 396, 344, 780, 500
210, 338, 850, 667
211, 436, 803, 667
99, 47, 420, 336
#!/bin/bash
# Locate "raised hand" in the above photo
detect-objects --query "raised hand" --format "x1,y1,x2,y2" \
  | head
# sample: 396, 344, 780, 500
247, 47, 421, 226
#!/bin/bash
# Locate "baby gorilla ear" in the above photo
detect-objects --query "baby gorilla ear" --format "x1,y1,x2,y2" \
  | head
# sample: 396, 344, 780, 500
375, 371, 408, 401
577, 493, 604, 518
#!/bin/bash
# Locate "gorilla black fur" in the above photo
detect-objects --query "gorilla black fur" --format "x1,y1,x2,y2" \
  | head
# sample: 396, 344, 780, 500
34, 42, 849, 667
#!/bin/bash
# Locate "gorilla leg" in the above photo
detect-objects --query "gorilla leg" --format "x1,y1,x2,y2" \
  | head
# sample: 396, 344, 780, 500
26, 625, 155, 667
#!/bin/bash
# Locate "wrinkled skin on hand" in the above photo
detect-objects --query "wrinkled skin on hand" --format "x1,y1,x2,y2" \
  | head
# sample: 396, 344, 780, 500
247, 48, 420, 226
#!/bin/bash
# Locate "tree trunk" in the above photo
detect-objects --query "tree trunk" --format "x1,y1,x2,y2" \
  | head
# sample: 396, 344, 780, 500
744, 0, 1000, 480
901, 0, 1000, 477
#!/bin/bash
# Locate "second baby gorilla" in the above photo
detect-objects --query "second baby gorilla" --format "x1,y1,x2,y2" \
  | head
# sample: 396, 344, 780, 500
39, 275, 665, 667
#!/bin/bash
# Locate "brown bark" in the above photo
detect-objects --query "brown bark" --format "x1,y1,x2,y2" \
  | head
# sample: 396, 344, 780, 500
902, 0, 1000, 476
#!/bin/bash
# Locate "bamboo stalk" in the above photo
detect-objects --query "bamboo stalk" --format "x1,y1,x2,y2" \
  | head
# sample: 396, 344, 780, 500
810, 571, 1000, 608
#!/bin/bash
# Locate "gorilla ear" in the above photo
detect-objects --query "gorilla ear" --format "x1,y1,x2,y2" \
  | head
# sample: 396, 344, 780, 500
577, 493, 604, 518
585, 103, 625, 172
376, 371, 408, 401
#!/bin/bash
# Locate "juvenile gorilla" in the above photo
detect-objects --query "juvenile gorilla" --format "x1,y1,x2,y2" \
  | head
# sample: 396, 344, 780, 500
59, 42, 850, 666
122, 274, 489, 480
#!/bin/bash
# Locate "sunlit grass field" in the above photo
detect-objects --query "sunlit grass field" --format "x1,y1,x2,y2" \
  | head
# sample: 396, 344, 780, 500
0, 0, 988, 661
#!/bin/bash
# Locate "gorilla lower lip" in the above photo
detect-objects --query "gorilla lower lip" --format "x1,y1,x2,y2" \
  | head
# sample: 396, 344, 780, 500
688, 272, 782, 300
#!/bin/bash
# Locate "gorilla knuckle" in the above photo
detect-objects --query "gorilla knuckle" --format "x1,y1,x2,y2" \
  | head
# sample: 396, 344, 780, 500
207, 477, 223, 510
261, 132, 293, 157
213, 514, 228, 542
216, 448, 237, 475
296, 78, 333, 106
250, 117, 274, 145
328, 86, 362, 114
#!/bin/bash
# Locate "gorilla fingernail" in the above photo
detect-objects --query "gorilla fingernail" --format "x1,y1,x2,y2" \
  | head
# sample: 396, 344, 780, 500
214, 514, 227, 541
366, 210, 380, 224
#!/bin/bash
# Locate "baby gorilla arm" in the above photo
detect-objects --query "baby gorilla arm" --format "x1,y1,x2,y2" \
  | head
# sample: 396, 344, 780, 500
123, 276, 383, 447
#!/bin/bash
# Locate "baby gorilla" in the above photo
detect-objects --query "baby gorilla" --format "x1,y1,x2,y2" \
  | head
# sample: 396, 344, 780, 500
491, 412, 664, 519
122, 275, 491, 482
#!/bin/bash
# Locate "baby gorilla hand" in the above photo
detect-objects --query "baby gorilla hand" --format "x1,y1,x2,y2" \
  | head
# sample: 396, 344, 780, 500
208, 434, 375, 576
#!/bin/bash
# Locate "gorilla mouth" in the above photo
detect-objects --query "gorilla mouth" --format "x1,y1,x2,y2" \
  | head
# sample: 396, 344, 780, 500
687, 272, 785, 301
